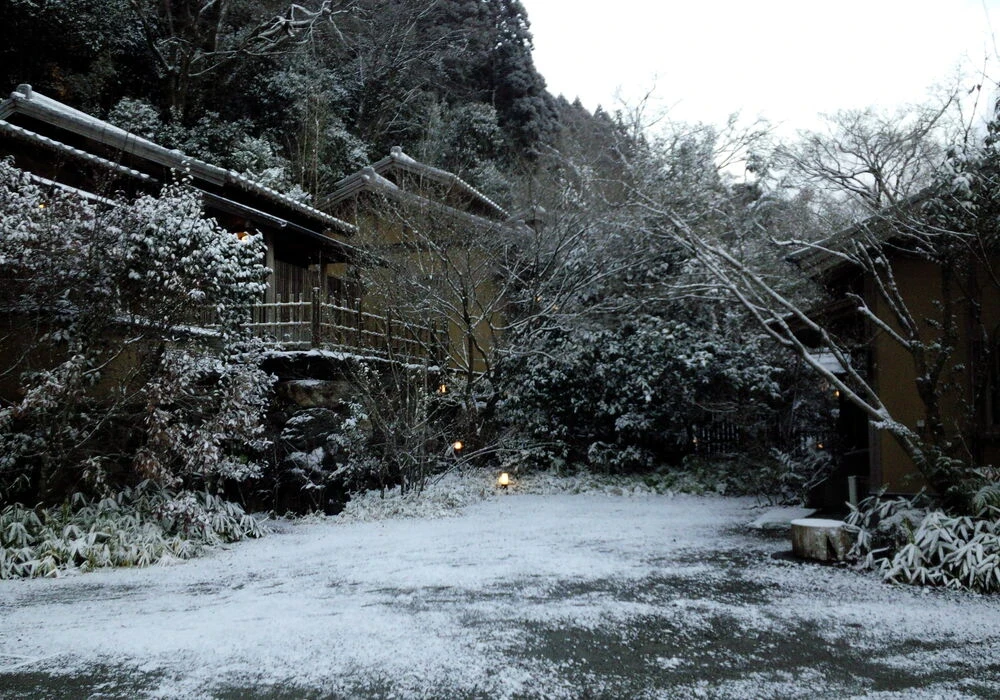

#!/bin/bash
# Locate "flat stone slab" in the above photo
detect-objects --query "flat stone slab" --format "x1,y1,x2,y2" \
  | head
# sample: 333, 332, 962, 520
749, 507, 817, 531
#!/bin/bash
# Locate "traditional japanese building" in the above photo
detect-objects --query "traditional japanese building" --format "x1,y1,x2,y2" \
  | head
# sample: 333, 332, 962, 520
791, 205, 1000, 499
320, 147, 524, 374
0, 84, 358, 313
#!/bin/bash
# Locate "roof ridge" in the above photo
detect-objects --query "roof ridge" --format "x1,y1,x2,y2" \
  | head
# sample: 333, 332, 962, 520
376, 146, 508, 219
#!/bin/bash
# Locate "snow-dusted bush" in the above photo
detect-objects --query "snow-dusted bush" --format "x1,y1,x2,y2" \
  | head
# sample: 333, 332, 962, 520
0, 481, 262, 579
760, 448, 834, 504
336, 469, 492, 523
848, 493, 1000, 593
0, 160, 271, 503
496, 320, 781, 473
264, 402, 376, 513
345, 361, 456, 496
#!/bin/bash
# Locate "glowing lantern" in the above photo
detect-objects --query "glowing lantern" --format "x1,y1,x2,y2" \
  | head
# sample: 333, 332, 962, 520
437, 384, 448, 394
497, 472, 510, 488
452, 440, 464, 452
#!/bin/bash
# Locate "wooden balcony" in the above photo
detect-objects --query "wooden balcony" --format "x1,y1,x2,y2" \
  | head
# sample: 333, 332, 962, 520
246, 293, 447, 365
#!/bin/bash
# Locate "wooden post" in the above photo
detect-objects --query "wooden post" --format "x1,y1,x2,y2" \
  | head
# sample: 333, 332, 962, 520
311, 287, 321, 348
273, 294, 281, 340
297, 292, 304, 345
355, 297, 363, 351
436, 320, 448, 367
264, 236, 276, 304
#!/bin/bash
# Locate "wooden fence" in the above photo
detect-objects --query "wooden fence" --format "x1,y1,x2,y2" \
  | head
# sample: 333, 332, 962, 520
690, 421, 835, 457
246, 293, 447, 364
690, 421, 744, 456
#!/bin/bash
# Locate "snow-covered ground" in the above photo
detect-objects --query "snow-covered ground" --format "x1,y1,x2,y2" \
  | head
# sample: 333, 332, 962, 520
1, 471, 999, 699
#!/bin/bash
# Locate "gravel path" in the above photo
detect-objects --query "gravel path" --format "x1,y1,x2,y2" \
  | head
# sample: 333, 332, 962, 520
1, 483, 999, 698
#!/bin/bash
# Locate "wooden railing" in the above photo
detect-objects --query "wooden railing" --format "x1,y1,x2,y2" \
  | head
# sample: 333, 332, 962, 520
246, 293, 447, 364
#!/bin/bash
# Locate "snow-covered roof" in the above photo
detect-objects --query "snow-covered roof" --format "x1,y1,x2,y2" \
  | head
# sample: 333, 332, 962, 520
787, 190, 933, 276
322, 146, 508, 221
809, 350, 849, 375
0, 119, 154, 183
322, 164, 512, 232
24, 172, 119, 206
0, 84, 356, 237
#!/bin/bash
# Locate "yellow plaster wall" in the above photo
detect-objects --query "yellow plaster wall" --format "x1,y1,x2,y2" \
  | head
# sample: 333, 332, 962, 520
870, 256, 999, 492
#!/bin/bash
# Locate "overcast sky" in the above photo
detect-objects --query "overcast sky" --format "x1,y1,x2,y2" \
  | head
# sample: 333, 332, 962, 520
523, 0, 1000, 134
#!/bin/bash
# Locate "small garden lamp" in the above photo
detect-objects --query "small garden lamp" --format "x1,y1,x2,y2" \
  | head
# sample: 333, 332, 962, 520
497, 472, 510, 489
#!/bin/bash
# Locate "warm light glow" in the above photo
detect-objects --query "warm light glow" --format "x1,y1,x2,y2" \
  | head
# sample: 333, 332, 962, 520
833, 390, 840, 399
235, 230, 251, 242
497, 472, 510, 488
437, 384, 448, 394
817, 442, 825, 450
452, 440, 463, 452
38, 202, 46, 209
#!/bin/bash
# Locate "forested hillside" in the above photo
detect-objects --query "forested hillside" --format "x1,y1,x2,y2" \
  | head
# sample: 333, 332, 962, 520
0, 0, 568, 203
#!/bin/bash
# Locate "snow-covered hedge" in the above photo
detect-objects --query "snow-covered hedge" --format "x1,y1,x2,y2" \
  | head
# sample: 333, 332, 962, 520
0, 161, 272, 503
496, 320, 782, 472
848, 493, 1000, 593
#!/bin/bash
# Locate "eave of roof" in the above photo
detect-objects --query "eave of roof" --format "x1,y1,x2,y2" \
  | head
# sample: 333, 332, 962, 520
0, 84, 356, 237
24, 172, 119, 206
0, 119, 155, 183
786, 189, 935, 277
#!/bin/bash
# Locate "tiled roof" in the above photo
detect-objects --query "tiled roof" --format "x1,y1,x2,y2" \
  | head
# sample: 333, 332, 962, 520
324, 165, 514, 231
787, 190, 934, 276
0, 84, 356, 236
0, 119, 154, 183
322, 146, 508, 220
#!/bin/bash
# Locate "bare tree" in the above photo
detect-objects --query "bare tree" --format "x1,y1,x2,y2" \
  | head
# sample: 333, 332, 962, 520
128, 0, 352, 116
633, 158, 999, 514
773, 98, 958, 217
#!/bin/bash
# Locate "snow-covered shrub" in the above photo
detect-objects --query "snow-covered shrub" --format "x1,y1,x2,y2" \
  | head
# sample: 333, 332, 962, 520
496, 319, 781, 473
0, 482, 262, 579
345, 361, 456, 496
760, 448, 834, 504
106, 97, 162, 140
0, 161, 271, 504
263, 402, 376, 513
635, 451, 828, 500
336, 469, 492, 523
847, 492, 1000, 593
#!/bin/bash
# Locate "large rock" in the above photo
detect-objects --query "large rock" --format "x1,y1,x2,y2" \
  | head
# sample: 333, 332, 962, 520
275, 378, 354, 408
790, 518, 853, 562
